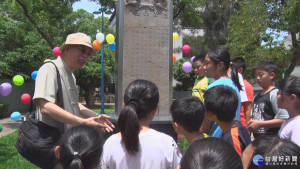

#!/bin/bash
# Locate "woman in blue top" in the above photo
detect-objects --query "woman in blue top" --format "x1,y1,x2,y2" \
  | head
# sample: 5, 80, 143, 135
200, 47, 242, 138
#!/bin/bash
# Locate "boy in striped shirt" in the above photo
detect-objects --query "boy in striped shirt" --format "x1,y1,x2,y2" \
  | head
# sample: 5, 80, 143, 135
204, 85, 251, 157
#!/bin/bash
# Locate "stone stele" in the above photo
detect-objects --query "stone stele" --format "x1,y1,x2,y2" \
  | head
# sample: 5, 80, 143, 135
115, 0, 173, 118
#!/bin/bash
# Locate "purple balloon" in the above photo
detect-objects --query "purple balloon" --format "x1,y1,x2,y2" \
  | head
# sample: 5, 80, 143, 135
182, 61, 192, 73
191, 56, 196, 63
0, 82, 12, 96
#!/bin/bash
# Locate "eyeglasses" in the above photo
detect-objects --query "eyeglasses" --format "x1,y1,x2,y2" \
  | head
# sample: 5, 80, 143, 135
78, 46, 92, 57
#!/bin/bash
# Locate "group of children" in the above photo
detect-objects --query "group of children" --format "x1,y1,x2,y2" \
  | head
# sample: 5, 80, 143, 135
176, 47, 299, 169
53, 47, 300, 169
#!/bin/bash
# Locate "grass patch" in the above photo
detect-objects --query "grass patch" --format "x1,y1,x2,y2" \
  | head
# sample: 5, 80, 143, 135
91, 105, 115, 114
0, 131, 39, 169
0, 106, 115, 168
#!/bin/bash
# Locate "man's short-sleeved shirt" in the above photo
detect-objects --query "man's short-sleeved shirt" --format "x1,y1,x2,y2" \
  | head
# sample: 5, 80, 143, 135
33, 57, 80, 131
251, 88, 289, 135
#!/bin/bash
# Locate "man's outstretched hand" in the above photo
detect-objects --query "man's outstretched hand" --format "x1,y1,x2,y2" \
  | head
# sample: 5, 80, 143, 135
85, 115, 115, 133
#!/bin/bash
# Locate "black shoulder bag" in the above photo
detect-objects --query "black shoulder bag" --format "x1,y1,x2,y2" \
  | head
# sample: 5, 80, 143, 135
16, 61, 64, 169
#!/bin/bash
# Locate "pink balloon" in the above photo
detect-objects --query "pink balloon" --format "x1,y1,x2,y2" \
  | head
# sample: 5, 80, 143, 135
182, 61, 192, 73
0, 82, 12, 96
21, 93, 31, 104
182, 45, 190, 54
53, 46, 61, 57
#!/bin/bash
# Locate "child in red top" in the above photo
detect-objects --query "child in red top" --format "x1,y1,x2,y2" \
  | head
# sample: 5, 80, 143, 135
231, 57, 254, 128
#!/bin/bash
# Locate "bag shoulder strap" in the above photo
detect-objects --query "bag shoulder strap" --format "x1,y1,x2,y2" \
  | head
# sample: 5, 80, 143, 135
30, 61, 64, 116
49, 61, 64, 109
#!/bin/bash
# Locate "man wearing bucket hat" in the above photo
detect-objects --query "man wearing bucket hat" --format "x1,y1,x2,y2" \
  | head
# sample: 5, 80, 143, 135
33, 32, 115, 133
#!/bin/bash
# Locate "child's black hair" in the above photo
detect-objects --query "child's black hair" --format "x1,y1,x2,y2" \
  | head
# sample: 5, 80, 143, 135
192, 54, 206, 64
231, 57, 246, 73
207, 47, 242, 91
58, 125, 103, 169
204, 85, 238, 122
118, 79, 159, 156
180, 138, 243, 169
170, 96, 205, 132
254, 61, 277, 75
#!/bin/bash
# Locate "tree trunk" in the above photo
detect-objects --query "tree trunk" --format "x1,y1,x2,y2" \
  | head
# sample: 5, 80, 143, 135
286, 30, 300, 74
293, 51, 300, 66
16, 0, 55, 48
84, 87, 96, 109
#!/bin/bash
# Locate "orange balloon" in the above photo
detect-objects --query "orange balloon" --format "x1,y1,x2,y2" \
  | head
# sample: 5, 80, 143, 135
173, 54, 176, 64
93, 40, 101, 50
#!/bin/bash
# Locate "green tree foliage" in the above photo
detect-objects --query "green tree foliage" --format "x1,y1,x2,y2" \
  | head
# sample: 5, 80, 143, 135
0, 0, 115, 108
178, 0, 243, 52
226, 0, 295, 81
96, 0, 115, 12
0, 1, 54, 80
172, 0, 205, 29
173, 58, 195, 91
93, 0, 205, 29
13, 0, 77, 48
183, 35, 207, 57
202, 0, 241, 49
267, 0, 300, 69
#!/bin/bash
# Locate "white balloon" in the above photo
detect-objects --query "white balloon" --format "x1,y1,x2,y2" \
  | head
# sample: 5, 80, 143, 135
96, 33, 105, 43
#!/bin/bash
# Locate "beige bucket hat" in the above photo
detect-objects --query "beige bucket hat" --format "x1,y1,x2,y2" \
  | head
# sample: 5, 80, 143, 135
59, 32, 96, 56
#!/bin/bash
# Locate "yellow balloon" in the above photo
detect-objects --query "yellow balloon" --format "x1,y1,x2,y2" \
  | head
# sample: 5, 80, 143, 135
173, 32, 179, 42
44, 59, 51, 63
106, 34, 115, 44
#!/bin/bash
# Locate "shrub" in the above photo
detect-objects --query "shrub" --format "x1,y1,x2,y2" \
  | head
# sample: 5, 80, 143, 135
0, 104, 9, 119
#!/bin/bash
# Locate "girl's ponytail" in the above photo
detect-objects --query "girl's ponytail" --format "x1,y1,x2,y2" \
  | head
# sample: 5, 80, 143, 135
119, 79, 159, 156
230, 63, 242, 91
118, 100, 140, 155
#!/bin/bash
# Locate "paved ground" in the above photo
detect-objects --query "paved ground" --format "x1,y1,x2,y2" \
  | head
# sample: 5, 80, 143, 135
0, 103, 115, 138
0, 117, 22, 137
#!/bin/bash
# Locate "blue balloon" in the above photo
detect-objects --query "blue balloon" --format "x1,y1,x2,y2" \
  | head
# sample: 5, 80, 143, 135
11, 111, 21, 122
108, 42, 116, 50
31, 71, 38, 80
